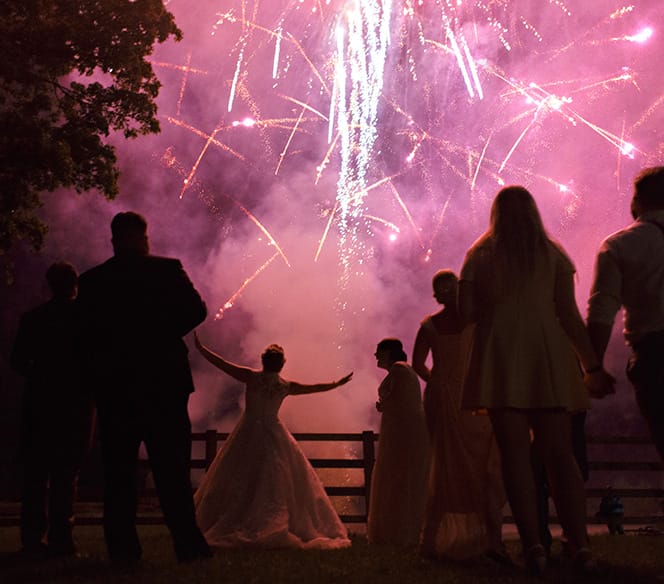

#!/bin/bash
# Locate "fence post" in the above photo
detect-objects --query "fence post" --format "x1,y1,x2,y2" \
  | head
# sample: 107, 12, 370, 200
204, 429, 218, 470
362, 430, 376, 517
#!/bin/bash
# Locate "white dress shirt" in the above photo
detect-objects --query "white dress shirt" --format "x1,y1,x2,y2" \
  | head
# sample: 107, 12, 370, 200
588, 209, 664, 344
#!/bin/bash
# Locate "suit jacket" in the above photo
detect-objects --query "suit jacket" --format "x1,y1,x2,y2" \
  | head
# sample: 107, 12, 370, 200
77, 253, 206, 398
11, 298, 93, 454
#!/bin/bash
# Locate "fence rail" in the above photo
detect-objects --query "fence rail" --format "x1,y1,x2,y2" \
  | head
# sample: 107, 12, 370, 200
155, 431, 664, 525
1, 432, 662, 527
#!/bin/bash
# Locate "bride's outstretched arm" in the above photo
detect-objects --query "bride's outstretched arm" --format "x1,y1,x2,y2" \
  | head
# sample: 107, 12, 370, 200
194, 331, 252, 383
289, 372, 353, 395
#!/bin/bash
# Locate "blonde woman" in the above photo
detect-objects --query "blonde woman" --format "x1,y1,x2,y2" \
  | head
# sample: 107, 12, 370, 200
459, 186, 613, 576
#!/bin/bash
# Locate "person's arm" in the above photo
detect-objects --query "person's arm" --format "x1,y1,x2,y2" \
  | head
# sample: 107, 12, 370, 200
170, 260, 207, 336
412, 325, 431, 382
587, 321, 613, 364
288, 372, 353, 395
194, 332, 252, 383
586, 248, 622, 364
554, 270, 615, 397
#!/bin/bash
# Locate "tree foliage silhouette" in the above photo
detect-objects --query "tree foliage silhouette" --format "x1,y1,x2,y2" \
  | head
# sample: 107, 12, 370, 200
0, 0, 182, 270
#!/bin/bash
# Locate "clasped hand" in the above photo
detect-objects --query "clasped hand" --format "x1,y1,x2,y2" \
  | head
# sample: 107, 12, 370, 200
583, 368, 616, 399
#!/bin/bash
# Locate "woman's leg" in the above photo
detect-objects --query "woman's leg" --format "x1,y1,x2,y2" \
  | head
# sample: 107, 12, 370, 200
530, 410, 590, 554
488, 409, 541, 552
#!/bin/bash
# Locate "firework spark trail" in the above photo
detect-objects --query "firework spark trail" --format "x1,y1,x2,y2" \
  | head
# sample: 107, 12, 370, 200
316, 132, 340, 185
429, 193, 453, 250
286, 31, 331, 96
180, 124, 222, 198
228, 40, 246, 112
216, 10, 332, 96
499, 106, 543, 173
472, 135, 492, 191
161, 145, 290, 270
388, 183, 425, 249
632, 93, 664, 131
484, 69, 639, 167
176, 52, 192, 116
363, 214, 400, 232
275, 107, 305, 175
165, 117, 246, 161
328, 69, 338, 143
442, 15, 478, 99
154, 0, 662, 322
525, 82, 640, 156
273, 26, 282, 78
314, 201, 338, 263
335, 0, 392, 240
215, 252, 281, 319
278, 94, 329, 121
236, 201, 291, 268
151, 59, 209, 75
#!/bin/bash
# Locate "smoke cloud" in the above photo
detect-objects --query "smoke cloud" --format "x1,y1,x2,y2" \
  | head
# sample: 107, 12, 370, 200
4, 0, 664, 446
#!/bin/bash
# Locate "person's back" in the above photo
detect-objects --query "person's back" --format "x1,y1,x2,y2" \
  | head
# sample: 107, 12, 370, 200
243, 372, 289, 422
590, 218, 664, 341
462, 237, 588, 412
76, 211, 210, 563
11, 262, 93, 556
79, 253, 205, 394
588, 166, 664, 462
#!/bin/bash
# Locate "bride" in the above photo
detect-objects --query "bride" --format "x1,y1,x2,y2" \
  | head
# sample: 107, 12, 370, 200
193, 332, 353, 549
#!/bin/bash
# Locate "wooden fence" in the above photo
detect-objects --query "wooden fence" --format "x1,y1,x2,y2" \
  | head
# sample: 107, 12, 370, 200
182, 431, 664, 525
584, 435, 664, 525
1, 432, 663, 527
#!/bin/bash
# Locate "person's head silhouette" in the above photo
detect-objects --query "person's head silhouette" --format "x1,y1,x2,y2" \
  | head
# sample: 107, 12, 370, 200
111, 212, 149, 256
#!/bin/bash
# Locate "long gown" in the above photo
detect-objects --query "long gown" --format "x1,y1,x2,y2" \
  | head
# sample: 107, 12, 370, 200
417, 315, 504, 560
194, 371, 350, 549
367, 362, 430, 546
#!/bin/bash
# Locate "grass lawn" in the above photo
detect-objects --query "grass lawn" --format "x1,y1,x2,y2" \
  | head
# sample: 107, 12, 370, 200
1, 525, 663, 583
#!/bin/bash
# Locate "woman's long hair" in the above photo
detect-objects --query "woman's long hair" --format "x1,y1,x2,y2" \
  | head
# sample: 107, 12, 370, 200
488, 186, 550, 290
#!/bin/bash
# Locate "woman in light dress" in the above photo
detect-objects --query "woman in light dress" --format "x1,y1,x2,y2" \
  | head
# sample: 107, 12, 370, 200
459, 186, 613, 576
367, 338, 430, 546
193, 333, 352, 549
413, 270, 506, 562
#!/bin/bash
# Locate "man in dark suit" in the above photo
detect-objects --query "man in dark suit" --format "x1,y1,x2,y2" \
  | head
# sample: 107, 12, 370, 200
11, 262, 94, 557
77, 211, 211, 563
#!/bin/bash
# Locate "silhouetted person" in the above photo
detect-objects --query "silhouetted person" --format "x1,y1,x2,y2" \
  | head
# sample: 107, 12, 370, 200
11, 262, 94, 557
77, 212, 210, 563
413, 270, 505, 561
459, 186, 613, 577
588, 166, 664, 461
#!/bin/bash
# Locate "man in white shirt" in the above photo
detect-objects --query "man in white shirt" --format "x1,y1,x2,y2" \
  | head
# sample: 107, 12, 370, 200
587, 166, 664, 460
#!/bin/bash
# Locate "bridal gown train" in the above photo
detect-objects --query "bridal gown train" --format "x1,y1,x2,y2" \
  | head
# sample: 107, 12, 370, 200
194, 371, 350, 549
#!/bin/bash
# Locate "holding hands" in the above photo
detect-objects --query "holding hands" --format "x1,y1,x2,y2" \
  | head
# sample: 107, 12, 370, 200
584, 367, 616, 399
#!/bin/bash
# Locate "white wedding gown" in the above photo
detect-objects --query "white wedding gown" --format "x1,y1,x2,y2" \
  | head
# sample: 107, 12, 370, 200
194, 370, 350, 549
